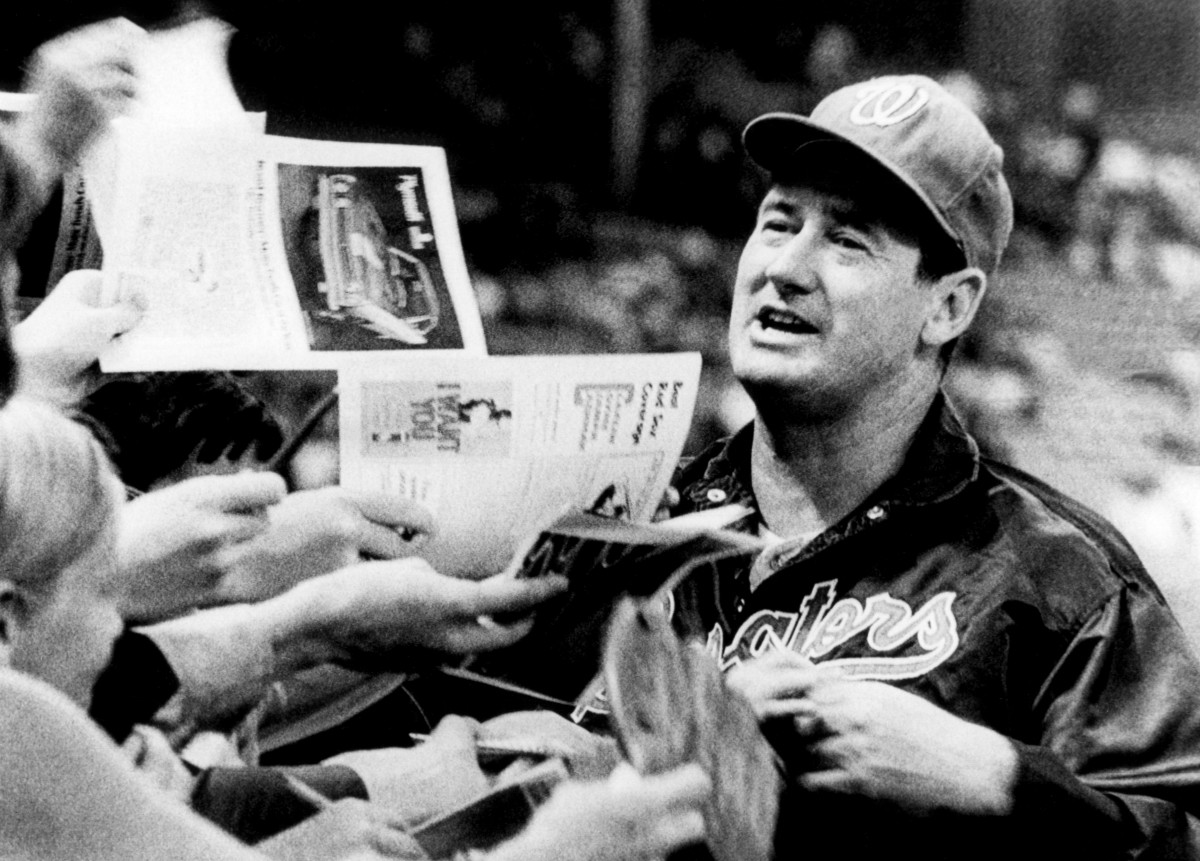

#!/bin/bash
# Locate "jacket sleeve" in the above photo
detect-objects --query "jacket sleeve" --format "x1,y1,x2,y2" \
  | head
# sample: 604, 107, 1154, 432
1013, 580, 1200, 859
190, 764, 368, 844
89, 628, 181, 742
138, 603, 281, 733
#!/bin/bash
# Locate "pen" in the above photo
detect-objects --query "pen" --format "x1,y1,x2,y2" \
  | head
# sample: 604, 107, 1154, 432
408, 733, 559, 761
265, 386, 340, 475
281, 773, 335, 811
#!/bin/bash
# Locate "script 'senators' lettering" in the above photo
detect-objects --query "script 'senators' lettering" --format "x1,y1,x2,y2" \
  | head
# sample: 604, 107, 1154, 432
580, 581, 959, 722
708, 580, 960, 681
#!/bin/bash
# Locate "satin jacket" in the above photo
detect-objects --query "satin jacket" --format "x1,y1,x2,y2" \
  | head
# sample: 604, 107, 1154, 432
669, 393, 1200, 860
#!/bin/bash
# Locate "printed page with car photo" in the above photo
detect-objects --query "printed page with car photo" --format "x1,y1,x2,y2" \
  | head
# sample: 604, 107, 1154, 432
97, 124, 485, 370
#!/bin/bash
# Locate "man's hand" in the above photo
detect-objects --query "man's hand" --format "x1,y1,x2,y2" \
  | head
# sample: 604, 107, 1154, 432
489, 762, 709, 861
117, 472, 287, 620
265, 559, 569, 672
15, 18, 143, 191
724, 647, 825, 716
215, 488, 435, 604
14, 270, 144, 406
255, 798, 425, 860
727, 650, 1018, 816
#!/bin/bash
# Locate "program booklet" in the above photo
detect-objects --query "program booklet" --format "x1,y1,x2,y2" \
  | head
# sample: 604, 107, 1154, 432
338, 351, 705, 578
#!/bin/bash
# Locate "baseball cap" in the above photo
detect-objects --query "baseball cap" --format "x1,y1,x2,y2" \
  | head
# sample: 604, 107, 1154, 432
742, 75, 1013, 274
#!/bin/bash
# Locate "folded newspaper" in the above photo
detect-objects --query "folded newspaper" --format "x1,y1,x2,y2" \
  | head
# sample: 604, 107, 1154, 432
338, 352, 705, 578
96, 123, 485, 369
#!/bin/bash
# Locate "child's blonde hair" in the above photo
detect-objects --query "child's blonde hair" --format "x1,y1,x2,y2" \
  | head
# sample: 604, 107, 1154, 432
0, 397, 117, 592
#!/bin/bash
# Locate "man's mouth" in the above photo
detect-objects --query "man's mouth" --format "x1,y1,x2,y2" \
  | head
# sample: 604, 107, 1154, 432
755, 307, 818, 335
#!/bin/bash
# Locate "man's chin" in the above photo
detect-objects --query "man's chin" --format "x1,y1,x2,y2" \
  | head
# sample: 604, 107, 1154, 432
732, 364, 856, 421
731, 354, 819, 396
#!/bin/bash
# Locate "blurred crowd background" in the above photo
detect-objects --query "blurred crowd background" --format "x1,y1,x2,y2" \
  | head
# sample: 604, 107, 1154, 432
6, 0, 1200, 614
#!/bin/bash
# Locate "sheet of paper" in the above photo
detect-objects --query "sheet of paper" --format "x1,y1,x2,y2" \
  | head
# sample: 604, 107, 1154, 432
82, 110, 267, 252
338, 352, 702, 577
83, 17, 265, 242
135, 17, 246, 125
99, 125, 485, 369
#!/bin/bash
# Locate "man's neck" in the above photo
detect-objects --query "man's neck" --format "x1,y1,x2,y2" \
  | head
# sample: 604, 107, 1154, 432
749, 375, 938, 538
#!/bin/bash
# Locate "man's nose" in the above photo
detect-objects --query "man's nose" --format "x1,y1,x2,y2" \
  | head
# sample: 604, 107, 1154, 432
763, 229, 819, 296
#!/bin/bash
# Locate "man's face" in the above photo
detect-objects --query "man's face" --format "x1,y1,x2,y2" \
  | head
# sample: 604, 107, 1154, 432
729, 178, 937, 414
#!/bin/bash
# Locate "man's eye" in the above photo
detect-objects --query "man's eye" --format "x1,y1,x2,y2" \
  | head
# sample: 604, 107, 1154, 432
761, 218, 794, 234
832, 232, 867, 251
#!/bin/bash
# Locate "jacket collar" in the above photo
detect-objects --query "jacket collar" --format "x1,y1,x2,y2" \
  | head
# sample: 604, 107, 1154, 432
874, 390, 980, 509
682, 390, 980, 515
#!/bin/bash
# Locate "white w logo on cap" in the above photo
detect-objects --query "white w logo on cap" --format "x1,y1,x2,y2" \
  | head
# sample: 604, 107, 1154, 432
849, 82, 930, 127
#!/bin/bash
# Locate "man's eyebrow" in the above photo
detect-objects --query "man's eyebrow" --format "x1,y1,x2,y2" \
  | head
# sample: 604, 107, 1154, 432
826, 199, 880, 233
758, 194, 797, 217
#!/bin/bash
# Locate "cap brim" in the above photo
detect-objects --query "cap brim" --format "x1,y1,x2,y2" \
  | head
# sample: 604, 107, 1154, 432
743, 112, 962, 255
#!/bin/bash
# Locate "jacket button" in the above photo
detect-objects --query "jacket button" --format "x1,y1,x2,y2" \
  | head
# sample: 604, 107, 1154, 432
735, 597, 746, 613
706, 488, 727, 504
866, 505, 885, 521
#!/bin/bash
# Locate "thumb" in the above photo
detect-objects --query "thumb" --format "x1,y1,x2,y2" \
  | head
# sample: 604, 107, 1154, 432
48, 269, 104, 304
94, 292, 144, 338
427, 714, 482, 753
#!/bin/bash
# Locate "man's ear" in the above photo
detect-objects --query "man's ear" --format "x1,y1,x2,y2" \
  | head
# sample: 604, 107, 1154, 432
921, 268, 987, 349
0, 583, 24, 667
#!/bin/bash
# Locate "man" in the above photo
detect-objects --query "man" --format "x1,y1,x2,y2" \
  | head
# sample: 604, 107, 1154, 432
665, 76, 1200, 858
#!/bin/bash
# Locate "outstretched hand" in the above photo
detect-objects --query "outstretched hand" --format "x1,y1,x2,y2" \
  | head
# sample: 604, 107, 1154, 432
216, 487, 436, 604
14, 270, 144, 406
271, 559, 569, 671
489, 762, 709, 861
116, 472, 287, 620
323, 715, 490, 825
727, 649, 1018, 816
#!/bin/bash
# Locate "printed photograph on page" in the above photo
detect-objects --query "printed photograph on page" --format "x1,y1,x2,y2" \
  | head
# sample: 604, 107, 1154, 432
360, 379, 513, 459
277, 164, 466, 352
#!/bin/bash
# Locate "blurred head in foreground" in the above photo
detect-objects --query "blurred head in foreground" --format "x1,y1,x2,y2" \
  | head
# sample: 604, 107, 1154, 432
0, 396, 125, 707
